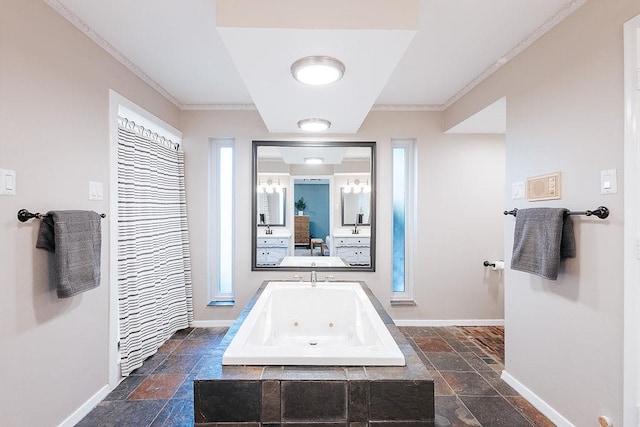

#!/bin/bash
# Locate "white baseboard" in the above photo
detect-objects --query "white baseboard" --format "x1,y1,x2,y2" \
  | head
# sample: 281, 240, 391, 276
192, 319, 234, 328
58, 384, 111, 427
393, 319, 505, 327
500, 370, 574, 427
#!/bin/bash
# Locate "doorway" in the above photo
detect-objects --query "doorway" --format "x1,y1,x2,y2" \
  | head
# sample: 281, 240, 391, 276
293, 177, 331, 256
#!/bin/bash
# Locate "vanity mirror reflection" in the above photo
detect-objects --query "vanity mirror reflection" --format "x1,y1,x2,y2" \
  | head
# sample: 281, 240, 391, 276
252, 140, 376, 271
256, 183, 286, 227
341, 186, 371, 226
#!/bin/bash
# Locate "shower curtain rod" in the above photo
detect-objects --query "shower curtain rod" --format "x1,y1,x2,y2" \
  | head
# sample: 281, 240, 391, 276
503, 206, 609, 219
118, 117, 180, 151
17, 209, 106, 222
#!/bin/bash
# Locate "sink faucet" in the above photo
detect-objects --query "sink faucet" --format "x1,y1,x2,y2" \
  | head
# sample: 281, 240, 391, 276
310, 270, 317, 286
266, 224, 272, 235
352, 222, 359, 234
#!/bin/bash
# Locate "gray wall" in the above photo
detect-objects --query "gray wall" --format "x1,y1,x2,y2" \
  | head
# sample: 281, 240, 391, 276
0, 1, 180, 425
1, 1, 505, 425
445, 1, 640, 425
181, 110, 505, 323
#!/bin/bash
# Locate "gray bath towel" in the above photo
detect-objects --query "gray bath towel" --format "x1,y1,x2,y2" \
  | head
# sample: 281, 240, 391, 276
510, 208, 576, 280
36, 210, 102, 298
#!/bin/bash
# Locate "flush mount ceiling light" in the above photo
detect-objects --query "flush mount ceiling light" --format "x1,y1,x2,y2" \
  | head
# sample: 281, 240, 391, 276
291, 56, 345, 86
297, 118, 331, 132
304, 157, 324, 165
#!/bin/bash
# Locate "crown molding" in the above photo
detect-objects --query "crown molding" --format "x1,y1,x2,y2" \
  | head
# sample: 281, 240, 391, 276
443, 0, 588, 109
371, 104, 444, 112
181, 103, 257, 111
182, 103, 443, 112
46, 0, 587, 115
44, 0, 183, 109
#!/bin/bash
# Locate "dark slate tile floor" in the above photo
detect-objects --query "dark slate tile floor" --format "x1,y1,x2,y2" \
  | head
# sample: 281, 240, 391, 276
402, 326, 555, 427
76, 326, 554, 426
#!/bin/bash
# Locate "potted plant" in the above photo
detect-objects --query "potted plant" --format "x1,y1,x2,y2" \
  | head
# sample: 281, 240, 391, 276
295, 197, 307, 215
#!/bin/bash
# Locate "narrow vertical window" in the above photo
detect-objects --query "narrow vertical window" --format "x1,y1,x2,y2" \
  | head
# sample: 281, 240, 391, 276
392, 139, 414, 301
392, 147, 406, 292
210, 139, 235, 303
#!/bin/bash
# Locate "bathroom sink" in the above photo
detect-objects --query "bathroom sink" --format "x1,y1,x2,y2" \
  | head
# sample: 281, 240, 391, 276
332, 228, 370, 237
258, 229, 291, 238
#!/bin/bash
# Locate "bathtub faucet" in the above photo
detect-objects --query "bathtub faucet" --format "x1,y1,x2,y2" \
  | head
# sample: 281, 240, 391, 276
310, 270, 317, 286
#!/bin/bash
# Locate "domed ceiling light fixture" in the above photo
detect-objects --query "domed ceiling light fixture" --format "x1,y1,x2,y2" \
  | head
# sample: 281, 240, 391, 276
297, 118, 331, 132
304, 157, 324, 165
291, 56, 345, 86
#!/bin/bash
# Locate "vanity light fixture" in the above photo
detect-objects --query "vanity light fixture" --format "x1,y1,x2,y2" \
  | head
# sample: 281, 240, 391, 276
343, 178, 370, 194
259, 178, 281, 193
291, 56, 345, 86
304, 157, 324, 165
297, 118, 331, 132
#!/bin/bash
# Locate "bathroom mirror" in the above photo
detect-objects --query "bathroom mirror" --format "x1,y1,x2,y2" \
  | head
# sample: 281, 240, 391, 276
257, 188, 286, 226
341, 189, 371, 226
252, 140, 376, 271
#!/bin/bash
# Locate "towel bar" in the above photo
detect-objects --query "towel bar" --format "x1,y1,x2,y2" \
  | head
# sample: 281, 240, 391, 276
503, 206, 609, 219
17, 209, 106, 222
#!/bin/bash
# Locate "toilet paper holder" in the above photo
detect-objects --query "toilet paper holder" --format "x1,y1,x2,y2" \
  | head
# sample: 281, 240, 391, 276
483, 260, 504, 270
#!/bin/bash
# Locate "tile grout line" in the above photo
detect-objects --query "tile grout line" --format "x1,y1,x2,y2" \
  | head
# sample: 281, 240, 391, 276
406, 332, 483, 427
433, 326, 538, 427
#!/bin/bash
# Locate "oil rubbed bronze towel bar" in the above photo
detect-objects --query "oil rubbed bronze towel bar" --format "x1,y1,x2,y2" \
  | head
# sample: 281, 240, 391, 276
17, 209, 106, 222
503, 206, 609, 219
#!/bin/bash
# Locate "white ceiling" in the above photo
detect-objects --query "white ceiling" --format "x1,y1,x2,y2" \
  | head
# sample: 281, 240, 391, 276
48, 0, 585, 133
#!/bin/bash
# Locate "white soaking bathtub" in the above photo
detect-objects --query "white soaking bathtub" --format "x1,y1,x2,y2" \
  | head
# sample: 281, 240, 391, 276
222, 281, 405, 366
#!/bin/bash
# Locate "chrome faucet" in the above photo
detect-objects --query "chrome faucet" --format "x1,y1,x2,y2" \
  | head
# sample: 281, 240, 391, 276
352, 221, 359, 234
266, 224, 273, 235
310, 270, 317, 286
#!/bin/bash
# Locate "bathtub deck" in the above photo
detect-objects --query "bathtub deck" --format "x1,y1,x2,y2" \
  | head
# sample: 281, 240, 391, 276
193, 281, 434, 425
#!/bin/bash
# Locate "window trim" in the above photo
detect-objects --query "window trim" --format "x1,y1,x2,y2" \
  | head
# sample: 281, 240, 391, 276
391, 139, 416, 302
208, 138, 235, 304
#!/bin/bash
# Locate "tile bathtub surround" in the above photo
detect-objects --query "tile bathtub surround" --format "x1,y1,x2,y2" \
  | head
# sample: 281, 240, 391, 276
193, 281, 435, 425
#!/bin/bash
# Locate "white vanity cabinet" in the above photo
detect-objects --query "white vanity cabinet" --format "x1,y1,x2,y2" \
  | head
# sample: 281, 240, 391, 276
333, 235, 370, 265
256, 236, 290, 266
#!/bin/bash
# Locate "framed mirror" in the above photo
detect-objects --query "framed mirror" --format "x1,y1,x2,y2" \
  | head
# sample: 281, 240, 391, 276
252, 140, 376, 271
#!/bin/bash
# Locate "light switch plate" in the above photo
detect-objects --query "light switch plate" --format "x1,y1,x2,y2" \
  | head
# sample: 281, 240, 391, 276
511, 181, 525, 199
89, 181, 104, 201
527, 172, 561, 201
601, 169, 617, 194
0, 168, 16, 196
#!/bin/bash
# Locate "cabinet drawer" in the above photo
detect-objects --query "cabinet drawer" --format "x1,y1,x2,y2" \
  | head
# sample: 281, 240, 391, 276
256, 238, 289, 247
334, 237, 370, 246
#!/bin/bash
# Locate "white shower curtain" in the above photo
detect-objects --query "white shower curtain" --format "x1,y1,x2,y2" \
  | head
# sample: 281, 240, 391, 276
116, 119, 193, 376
